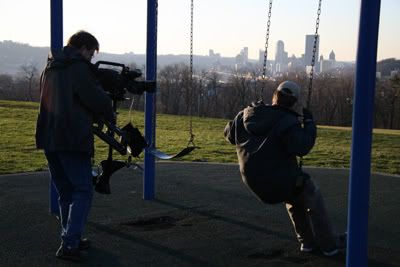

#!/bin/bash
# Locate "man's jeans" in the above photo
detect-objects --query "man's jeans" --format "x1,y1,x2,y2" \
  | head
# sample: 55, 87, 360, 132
285, 178, 338, 251
45, 151, 93, 249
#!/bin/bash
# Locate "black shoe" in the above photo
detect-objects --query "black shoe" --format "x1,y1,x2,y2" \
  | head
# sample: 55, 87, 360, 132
79, 238, 91, 250
56, 246, 86, 262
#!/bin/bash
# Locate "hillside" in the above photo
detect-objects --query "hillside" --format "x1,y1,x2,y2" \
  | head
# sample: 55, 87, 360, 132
0, 41, 49, 75
376, 58, 400, 76
0, 40, 237, 76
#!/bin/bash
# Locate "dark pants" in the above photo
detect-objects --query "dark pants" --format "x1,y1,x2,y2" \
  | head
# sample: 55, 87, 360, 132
285, 178, 338, 251
45, 151, 93, 249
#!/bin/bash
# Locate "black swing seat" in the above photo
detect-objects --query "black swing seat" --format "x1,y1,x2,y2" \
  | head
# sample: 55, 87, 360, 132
147, 146, 199, 160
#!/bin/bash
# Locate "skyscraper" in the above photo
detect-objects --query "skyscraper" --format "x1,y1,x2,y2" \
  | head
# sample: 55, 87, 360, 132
275, 40, 288, 73
304, 34, 319, 67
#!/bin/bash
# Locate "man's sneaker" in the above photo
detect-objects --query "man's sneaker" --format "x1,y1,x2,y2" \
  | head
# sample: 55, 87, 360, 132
79, 238, 91, 250
56, 246, 86, 262
300, 243, 314, 253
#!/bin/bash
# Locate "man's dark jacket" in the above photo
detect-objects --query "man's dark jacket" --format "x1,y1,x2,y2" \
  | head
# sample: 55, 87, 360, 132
224, 102, 316, 204
35, 46, 113, 153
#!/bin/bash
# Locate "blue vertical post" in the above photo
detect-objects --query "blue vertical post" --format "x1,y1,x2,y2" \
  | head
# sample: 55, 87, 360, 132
144, 0, 157, 199
347, 0, 381, 266
49, 0, 63, 214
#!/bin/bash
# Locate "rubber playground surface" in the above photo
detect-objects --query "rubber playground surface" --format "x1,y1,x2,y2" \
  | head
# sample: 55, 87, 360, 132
0, 162, 399, 266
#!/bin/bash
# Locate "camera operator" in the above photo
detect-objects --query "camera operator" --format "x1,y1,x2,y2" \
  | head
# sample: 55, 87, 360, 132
35, 30, 114, 262
224, 81, 345, 257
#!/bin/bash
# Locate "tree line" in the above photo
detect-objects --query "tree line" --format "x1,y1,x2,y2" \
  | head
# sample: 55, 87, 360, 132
0, 62, 399, 129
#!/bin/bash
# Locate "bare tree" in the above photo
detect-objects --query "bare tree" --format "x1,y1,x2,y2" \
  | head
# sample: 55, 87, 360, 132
375, 74, 400, 129
17, 63, 39, 101
388, 75, 400, 129
198, 70, 222, 117
0, 74, 14, 100
149, 62, 399, 129
158, 64, 188, 115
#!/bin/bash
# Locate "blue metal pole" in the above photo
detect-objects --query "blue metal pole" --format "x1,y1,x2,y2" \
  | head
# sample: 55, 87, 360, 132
50, 0, 63, 52
144, 0, 157, 200
49, 0, 63, 215
347, 1, 381, 266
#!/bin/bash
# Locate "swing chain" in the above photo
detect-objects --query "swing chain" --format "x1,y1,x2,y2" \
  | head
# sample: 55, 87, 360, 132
188, 132, 196, 147
187, 0, 195, 147
307, 0, 322, 109
301, 0, 322, 171
190, 0, 194, 80
260, 0, 273, 100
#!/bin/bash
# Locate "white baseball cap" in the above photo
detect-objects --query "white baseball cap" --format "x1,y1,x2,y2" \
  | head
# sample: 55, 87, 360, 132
276, 81, 301, 99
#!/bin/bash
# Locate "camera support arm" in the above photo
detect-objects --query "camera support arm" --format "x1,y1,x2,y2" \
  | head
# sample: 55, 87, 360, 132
93, 120, 128, 156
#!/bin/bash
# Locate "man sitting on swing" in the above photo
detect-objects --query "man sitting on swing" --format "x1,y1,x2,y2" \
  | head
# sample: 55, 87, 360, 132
224, 81, 345, 256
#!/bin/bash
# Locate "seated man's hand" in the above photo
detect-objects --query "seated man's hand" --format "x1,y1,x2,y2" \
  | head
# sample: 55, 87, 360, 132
302, 108, 313, 123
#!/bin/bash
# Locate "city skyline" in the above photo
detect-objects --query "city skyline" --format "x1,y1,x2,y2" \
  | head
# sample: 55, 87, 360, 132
0, 0, 399, 62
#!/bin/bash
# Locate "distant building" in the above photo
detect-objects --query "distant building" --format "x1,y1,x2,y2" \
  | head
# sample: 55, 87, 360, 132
236, 47, 249, 65
208, 49, 221, 70
274, 40, 288, 73
304, 34, 320, 69
287, 54, 304, 72
241, 47, 248, 63
329, 50, 336, 61
258, 49, 272, 65
259, 49, 265, 63
209, 49, 221, 59
320, 59, 335, 73
320, 50, 337, 73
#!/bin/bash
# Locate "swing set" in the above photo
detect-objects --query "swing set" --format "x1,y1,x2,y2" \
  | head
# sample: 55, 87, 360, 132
95, 0, 321, 184
49, 1, 382, 264
146, 0, 199, 159
91, 0, 199, 194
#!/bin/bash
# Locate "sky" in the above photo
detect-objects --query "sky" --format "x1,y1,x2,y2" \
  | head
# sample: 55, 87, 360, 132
0, 0, 399, 62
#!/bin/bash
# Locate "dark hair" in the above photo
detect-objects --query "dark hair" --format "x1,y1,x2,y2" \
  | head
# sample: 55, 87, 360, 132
272, 89, 297, 108
67, 30, 99, 51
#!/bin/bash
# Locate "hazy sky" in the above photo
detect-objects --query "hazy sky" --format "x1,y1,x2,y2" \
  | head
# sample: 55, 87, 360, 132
0, 0, 399, 61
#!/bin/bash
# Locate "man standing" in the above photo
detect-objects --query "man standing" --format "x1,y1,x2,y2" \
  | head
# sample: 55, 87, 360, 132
224, 81, 345, 256
36, 31, 114, 262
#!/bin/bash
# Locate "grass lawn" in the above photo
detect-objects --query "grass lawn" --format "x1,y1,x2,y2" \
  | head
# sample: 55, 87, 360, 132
0, 100, 399, 175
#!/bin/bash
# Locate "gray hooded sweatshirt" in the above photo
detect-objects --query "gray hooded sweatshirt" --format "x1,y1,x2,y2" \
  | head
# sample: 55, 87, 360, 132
224, 102, 316, 203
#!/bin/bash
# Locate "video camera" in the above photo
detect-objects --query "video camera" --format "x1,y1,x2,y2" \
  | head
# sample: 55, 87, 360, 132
92, 61, 155, 194
94, 61, 156, 101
